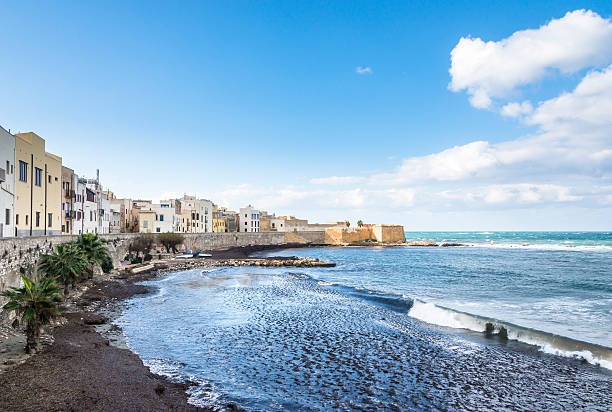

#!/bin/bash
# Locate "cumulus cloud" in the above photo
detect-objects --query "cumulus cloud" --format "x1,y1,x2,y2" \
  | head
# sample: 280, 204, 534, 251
501, 101, 533, 117
356, 66, 373, 75
526, 63, 612, 135
449, 10, 612, 108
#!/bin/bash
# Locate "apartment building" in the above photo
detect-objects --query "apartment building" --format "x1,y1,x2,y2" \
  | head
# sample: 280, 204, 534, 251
0, 126, 16, 238
141, 200, 176, 233
239, 205, 260, 232
73, 177, 98, 235
212, 204, 226, 232
14, 132, 62, 237
61, 166, 76, 235
200, 198, 213, 233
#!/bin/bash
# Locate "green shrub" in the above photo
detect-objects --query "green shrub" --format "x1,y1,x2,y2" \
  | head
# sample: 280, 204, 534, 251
144, 253, 152, 262
101, 254, 114, 273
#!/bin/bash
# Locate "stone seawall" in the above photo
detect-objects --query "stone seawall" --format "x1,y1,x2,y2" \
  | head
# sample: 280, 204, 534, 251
0, 231, 325, 322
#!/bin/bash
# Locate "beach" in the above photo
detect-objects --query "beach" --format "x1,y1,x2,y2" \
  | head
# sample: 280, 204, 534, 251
1, 240, 611, 411
0, 245, 302, 412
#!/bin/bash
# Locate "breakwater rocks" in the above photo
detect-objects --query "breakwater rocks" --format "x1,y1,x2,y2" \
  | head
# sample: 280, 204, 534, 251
214, 257, 335, 268
127, 257, 336, 274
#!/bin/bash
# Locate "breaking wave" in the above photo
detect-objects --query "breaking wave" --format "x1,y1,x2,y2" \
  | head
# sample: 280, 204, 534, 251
407, 299, 612, 370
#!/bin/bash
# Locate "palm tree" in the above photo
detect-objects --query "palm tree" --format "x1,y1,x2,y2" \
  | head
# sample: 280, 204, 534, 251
75, 234, 109, 278
39, 244, 89, 296
357, 220, 364, 227
345, 220, 350, 227
1, 274, 62, 353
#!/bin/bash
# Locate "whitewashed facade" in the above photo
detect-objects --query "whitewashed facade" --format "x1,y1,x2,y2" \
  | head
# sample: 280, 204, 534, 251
0, 126, 16, 238
73, 179, 99, 235
200, 199, 213, 233
239, 205, 260, 232
151, 200, 176, 233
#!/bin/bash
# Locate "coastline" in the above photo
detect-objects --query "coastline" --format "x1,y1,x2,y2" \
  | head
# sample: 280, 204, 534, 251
0, 244, 303, 411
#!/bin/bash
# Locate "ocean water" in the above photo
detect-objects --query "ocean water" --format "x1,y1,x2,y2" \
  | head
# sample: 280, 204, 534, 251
118, 232, 612, 410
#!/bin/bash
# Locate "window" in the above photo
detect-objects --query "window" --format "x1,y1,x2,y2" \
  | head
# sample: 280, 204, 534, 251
156, 228, 160, 233
48, 213, 52, 227
5, 209, 10, 225
36, 212, 40, 227
48, 175, 51, 183
25, 215, 28, 225
19, 161, 28, 182
143, 220, 148, 228
160, 215, 164, 222
5, 161, 8, 174
35, 167, 42, 186
16, 214, 19, 225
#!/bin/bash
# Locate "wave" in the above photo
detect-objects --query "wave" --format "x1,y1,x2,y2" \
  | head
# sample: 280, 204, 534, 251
459, 242, 612, 252
407, 300, 612, 370
286, 271, 612, 370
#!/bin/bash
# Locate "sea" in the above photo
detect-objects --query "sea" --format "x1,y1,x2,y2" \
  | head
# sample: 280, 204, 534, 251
117, 232, 612, 410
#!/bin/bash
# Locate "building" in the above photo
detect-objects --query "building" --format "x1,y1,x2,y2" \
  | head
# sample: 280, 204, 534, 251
0, 126, 16, 238
200, 199, 213, 233
149, 200, 176, 233
109, 202, 122, 233
96, 192, 111, 234
131, 200, 152, 232
14, 132, 62, 237
270, 218, 286, 232
259, 211, 274, 232
212, 204, 226, 232
176, 195, 211, 233
239, 205, 260, 232
73, 177, 98, 235
61, 166, 76, 235
110, 198, 135, 232
219, 207, 238, 232
138, 210, 156, 233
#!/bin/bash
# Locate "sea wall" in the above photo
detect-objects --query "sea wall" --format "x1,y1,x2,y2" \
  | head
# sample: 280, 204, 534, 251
0, 231, 325, 322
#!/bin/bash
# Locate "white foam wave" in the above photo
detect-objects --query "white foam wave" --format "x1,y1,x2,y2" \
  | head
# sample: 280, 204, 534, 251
461, 242, 612, 252
408, 300, 612, 370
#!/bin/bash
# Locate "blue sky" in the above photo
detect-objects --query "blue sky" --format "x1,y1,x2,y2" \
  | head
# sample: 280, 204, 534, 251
2, 1, 612, 230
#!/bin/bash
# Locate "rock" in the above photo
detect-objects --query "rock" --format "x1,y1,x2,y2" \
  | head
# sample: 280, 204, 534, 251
406, 241, 438, 247
83, 314, 107, 325
154, 383, 166, 395
440, 243, 465, 247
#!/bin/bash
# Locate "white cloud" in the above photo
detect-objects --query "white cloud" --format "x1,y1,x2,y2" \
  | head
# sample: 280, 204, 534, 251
449, 10, 612, 108
526, 64, 612, 134
374, 141, 499, 184
501, 101, 533, 117
356, 66, 373, 75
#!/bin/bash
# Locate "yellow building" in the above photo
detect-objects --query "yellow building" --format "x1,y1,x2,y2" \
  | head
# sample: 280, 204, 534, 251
138, 210, 156, 234
212, 205, 227, 233
15, 132, 62, 236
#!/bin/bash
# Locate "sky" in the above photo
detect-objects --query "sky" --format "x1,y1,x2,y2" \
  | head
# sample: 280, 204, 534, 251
1, 1, 612, 230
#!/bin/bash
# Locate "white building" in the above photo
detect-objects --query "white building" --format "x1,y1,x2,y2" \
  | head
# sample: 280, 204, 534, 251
73, 178, 99, 235
96, 192, 111, 234
150, 200, 176, 233
0, 126, 16, 238
200, 199, 213, 233
239, 205, 260, 232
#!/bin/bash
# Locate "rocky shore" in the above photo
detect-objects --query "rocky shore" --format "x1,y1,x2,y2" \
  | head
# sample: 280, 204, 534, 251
0, 245, 328, 411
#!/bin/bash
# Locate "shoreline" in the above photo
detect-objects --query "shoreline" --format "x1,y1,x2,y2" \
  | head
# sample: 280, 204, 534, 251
0, 244, 302, 411
1, 242, 610, 409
